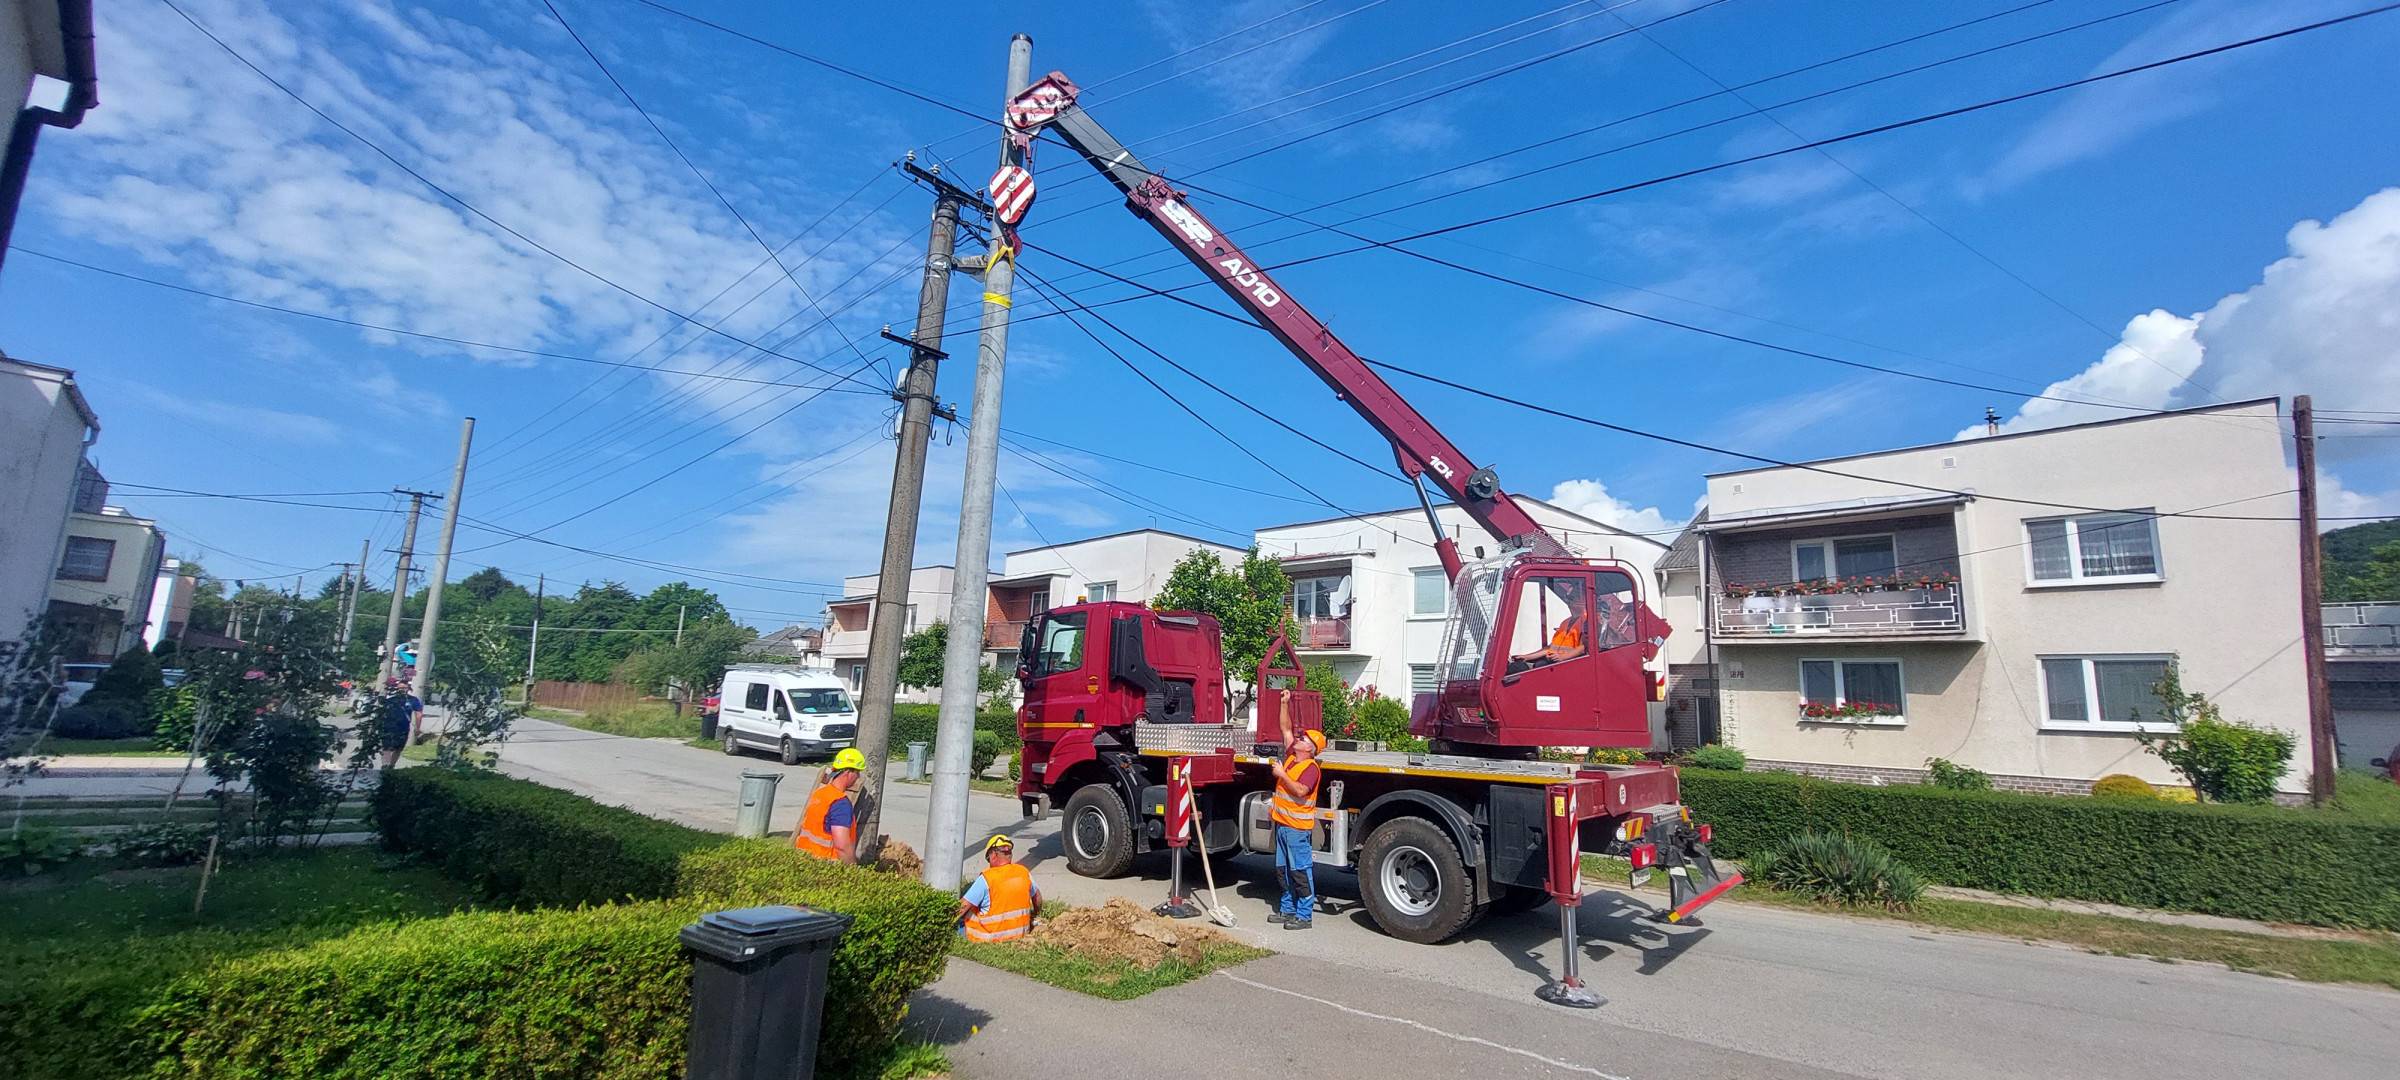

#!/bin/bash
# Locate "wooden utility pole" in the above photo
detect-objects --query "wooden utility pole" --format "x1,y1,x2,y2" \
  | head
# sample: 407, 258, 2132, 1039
2294, 395, 2336, 806
850, 155, 964, 864
378, 491, 434, 686
525, 573, 544, 706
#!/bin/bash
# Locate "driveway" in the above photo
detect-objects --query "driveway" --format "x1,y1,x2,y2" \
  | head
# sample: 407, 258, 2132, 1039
497, 718, 2395, 1080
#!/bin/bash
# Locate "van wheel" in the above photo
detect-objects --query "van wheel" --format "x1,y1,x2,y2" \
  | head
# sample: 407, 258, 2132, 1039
1359, 815, 1482, 944
720, 732, 741, 756
1062, 783, 1136, 878
779, 737, 800, 766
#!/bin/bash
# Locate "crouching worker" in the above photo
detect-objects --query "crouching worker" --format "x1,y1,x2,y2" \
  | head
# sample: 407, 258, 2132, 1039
794, 747, 866, 861
959, 835, 1040, 942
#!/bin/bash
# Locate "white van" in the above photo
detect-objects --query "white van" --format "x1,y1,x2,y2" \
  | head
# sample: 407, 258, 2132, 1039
716, 664, 859, 765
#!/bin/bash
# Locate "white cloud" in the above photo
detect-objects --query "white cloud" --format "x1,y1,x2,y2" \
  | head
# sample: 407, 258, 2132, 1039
118, 384, 344, 444
1962, 309, 2201, 439
2320, 474, 2400, 531
1547, 478, 1681, 538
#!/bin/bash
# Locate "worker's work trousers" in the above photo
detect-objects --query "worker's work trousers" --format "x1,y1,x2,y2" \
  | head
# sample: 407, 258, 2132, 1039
1274, 824, 1315, 922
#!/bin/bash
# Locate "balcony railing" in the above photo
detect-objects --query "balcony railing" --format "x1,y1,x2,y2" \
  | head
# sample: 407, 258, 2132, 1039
1715, 586, 1963, 638
2324, 602, 2400, 654
985, 619, 1027, 649
1295, 616, 1352, 649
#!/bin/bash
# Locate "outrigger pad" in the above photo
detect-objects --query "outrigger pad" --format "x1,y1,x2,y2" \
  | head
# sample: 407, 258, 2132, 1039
1536, 981, 1605, 1009
1153, 898, 1200, 920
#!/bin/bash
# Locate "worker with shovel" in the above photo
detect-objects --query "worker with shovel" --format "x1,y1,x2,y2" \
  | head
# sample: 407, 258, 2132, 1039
959, 835, 1042, 941
1270, 695, 1324, 931
794, 748, 865, 862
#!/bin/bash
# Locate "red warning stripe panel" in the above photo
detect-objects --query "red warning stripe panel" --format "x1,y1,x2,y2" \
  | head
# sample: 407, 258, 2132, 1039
989, 165, 1036, 225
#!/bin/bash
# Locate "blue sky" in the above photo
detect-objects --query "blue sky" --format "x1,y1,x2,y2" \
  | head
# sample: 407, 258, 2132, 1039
5, 0, 2398, 629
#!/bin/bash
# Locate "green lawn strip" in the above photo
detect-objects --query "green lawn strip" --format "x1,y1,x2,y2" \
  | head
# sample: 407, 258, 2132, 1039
894, 774, 1018, 797
872, 1039, 952, 1080
2326, 770, 2400, 823
527, 703, 699, 740
1580, 853, 2400, 990
950, 899, 1269, 1000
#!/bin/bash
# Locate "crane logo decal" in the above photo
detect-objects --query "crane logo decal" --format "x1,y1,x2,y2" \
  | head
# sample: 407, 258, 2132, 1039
1159, 200, 1213, 245
1213, 256, 1283, 308
1426, 456, 1456, 480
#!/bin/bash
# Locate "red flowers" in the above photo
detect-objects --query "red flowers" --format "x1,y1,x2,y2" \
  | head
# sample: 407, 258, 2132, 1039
1800, 700, 1896, 720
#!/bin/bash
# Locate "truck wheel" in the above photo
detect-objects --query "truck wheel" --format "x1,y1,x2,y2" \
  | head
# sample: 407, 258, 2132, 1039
1062, 783, 1136, 878
1360, 816, 1482, 944
779, 737, 800, 766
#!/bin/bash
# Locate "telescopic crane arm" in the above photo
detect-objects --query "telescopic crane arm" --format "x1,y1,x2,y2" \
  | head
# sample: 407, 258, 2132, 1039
1014, 73, 1569, 577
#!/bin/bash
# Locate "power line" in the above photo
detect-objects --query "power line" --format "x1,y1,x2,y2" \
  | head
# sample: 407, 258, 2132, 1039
626, 0, 990, 124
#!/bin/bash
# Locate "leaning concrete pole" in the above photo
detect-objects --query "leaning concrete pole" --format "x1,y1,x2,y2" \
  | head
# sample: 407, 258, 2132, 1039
926, 33, 1033, 891
409, 417, 475, 739
851, 173, 963, 864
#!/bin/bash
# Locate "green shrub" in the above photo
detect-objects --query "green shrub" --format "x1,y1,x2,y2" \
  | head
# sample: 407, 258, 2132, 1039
53, 698, 150, 740
1007, 748, 1021, 781
150, 685, 199, 751
1304, 662, 1351, 735
371, 768, 716, 906
0, 827, 82, 876
1587, 747, 1649, 765
84, 642, 164, 707
112, 823, 210, 866
2091, 773, 2158, 800
1923, 757, 1992, 792
889, 703, 1018, 754
1349, 692, 1422, 751
141, 902, 695, 1080
1685, 744, 1745, 770
971, 729, 1002, 777
2137, 666, 2295, 804
1749, 830, 1924, 908
1682, 768, 2400, 929
0, 931, 263, 1080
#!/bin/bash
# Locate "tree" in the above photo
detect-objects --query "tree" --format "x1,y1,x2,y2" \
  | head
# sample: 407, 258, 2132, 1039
618, 621, 755, 697
897, 622, 948, 689
2136, 666, 2296, 804
1150, 547, 1296, 687
2332, 539, 2400, 602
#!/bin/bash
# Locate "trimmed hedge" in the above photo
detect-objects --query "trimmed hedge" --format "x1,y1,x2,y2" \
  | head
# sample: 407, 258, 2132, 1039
1682, 768, 2400, 930
889, 702, 1018, 754
371, 768, 717, 906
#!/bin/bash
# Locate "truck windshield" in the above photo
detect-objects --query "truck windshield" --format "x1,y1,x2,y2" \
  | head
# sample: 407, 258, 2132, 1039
1027, 612, 1087, 679
790, 688, 852, 713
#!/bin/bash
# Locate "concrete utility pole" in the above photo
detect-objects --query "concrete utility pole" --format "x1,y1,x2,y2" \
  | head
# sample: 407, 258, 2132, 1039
409, 418, 475, 736
2294, 395, 2337, 805
525, 573, 544, 705
850, 157, 966, 864
378, 491, 433, 686
927, 32, 1033, 891
338, 537, 370, 649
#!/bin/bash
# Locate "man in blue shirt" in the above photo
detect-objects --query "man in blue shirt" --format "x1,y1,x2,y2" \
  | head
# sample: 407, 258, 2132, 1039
378, 678, 421, 769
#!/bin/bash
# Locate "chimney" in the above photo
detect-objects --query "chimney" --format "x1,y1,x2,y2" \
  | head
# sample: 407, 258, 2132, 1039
1984, 407, 2000, 436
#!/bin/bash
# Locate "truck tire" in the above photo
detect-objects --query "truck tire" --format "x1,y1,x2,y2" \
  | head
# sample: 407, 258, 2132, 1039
1359, 815, 1483, 944
1062, 783, 1137, 878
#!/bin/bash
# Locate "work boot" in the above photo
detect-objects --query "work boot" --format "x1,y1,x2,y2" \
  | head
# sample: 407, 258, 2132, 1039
1284, 918, 1313, 931
1266, 911, 1291, 926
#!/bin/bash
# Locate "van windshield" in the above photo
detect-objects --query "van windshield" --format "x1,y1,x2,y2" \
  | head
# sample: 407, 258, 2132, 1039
790, 688, 853, 714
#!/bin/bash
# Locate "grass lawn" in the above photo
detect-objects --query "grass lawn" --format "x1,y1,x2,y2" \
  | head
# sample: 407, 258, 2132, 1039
1, 846, 476, 946
895, 773, 1019, 797
952, 900, 1270, 1000
2325, 769, 2400, 822
1582, 854, 2400, 991
528, 703, 700, 740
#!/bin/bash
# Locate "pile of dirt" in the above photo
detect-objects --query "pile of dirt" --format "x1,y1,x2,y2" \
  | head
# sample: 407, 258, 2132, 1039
1023, 897, 1234, 969
872, 836, 923, 877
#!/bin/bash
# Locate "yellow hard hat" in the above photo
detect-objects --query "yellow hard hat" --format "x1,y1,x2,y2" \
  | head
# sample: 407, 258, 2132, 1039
831, 747, 867, 772
984, 834, 1015, 853
1302, 729, 1327, 752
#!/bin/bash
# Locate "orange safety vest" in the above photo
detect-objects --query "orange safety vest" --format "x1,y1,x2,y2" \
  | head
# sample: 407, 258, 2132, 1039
1271, 757, 1320, 830
794, 783, 850, 859
1550, 613, 1587, 652
963, 863, 1036, 942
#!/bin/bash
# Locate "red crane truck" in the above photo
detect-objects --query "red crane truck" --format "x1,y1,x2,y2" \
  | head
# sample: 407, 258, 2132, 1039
1000, 71, 1739, 1008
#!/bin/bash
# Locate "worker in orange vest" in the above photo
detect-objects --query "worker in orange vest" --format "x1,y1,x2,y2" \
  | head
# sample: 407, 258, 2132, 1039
1512, 577, 1589, 668
1270, 694, 1324, 930
959, 834, 1041, 942
793, 747, 866, 861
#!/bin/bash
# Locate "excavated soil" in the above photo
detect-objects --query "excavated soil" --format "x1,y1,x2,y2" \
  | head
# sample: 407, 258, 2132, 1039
1023, 897, 1235, 969
873, 836, 923, 877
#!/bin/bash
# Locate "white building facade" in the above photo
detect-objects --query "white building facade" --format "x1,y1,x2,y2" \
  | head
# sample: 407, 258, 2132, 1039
1688, 399, 2313, 796
0, 356, 97, 645
983, 529, 1240, 671
822, 565, 955, 702
1254, 498, 1671, 742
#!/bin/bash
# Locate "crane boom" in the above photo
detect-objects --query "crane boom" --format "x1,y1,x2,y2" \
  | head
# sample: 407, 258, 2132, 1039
1017, 73, 1569, 571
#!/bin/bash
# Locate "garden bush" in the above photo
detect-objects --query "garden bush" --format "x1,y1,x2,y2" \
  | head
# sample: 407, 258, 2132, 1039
1587, 746, 1649, 765
2137, 666, 2295, 804
1923, 757, 1993, 792
1681, 767, 2400, 929
1749, 830, 1925, 908
1685, 743, 1745, 770
372, 768, 714, 906
889, 702, 1018, 755
971, 729, 1002, 777
2090, 773, 2158, 800
53, 697, 151, 740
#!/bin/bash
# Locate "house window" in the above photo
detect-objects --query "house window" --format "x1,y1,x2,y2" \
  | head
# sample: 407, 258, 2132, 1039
1085, 581, 1117, 603
2025, 512, 2159, 584
1289, 575, 1350, 620
1029, 589, 1049, 614
1793, 536, 1896, 582
2040, 655, 2174, 731
1409, 664, 1438, 696
57, 536, 114, 582
1411, 567, 1447, 617
1798, 658, 1904, 721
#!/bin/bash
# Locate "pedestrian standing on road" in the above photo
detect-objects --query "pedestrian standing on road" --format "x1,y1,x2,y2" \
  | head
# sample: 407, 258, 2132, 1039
1270, 694, 1324, 930
794, 747, 865, 862
959, 834, 1041, 942
378, 677, 421, 770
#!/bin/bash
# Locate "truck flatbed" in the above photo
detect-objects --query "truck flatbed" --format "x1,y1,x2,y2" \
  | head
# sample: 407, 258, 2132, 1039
1134, 725, 1657, 787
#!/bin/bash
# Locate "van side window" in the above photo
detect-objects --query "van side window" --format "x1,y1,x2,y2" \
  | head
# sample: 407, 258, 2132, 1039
744, 681, 769, 711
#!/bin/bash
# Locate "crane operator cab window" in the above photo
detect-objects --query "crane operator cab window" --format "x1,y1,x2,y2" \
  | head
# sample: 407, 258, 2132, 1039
1508, 574, 1591, 674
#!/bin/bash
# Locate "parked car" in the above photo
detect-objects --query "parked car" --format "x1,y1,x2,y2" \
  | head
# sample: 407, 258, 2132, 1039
56, 663, 109, 708
714, 664, 857, 766
160, 668, 188, 688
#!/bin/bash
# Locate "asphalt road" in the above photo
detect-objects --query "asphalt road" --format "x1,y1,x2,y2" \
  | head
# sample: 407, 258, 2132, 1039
496, 718, 2396, 1080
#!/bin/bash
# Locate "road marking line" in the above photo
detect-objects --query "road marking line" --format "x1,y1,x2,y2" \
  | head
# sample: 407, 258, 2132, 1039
1217, 972, 1631, 1080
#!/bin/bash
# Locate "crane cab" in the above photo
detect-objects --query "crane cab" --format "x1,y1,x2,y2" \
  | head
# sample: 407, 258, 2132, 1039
1414, 552, 1668, 750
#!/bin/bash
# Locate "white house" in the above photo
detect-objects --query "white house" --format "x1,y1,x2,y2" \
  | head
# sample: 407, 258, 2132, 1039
982, 529, 1240, 671
822, 565, 955, 702
1254, 498, 1671, 742
1684, 398, 2313, 796
0, 355, 98, 645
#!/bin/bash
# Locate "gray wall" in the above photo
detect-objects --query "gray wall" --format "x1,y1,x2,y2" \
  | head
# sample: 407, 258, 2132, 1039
1707, 512, 1960, 589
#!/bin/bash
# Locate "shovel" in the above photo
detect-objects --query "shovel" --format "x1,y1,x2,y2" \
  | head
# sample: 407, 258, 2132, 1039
1186, 805, 1238, 928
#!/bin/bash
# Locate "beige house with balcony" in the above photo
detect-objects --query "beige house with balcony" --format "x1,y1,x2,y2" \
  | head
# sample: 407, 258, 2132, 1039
49, 499, 166, 662
1680, 398, 2311, 796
